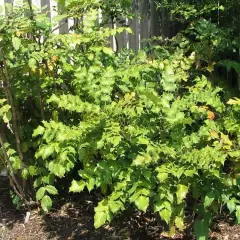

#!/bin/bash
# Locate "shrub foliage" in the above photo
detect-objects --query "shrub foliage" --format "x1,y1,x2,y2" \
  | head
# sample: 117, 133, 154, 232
0, 1, 240, 239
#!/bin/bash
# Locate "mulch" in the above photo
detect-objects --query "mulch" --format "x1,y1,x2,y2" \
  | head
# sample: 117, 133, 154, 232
1, 177, 240, 240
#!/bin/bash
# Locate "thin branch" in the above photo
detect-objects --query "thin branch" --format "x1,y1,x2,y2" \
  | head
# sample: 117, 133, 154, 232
37, 78, 45, 120
0, 48, 24, 164
0, 132, 25, 201
51, 19, 68, 33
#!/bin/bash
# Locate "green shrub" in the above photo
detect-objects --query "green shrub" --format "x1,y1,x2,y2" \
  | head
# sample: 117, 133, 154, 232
1, 1, 240, 239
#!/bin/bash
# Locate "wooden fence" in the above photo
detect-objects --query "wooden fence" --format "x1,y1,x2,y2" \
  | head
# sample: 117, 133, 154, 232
0, 0, 176, 51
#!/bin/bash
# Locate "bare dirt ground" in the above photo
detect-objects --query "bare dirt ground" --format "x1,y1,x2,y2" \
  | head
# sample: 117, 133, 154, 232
1, 177, 240, 240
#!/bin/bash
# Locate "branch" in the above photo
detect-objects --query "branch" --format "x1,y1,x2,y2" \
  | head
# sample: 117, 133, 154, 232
0, 132, 25, 201
0, 48, 24, 164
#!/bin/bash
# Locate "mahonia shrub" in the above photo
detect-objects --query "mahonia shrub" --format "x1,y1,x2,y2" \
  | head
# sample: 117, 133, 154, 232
33, 46, 240, 238
1, 1, 240, 239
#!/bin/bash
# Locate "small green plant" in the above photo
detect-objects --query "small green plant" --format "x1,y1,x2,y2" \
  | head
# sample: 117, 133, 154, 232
10, 190, 23, 210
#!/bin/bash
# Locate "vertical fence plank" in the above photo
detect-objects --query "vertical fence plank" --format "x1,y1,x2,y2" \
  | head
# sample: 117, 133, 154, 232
140, 0, 150, 49
129, 0, 140, 51
50, 0, 60, 34
31, 0, 40, 9
150, 0, 160, 37
56, 0, 68, 34
125, 18, 130, 49
116, 18, 127, 51
41, 0, 50, 17
68, 18, 74, 33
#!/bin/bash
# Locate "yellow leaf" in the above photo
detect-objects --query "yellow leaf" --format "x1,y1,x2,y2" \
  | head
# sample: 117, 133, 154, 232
227, 98, 240, 105
220, 133, 232, 146
210, 130, 219, 139
207, 111, 215, 120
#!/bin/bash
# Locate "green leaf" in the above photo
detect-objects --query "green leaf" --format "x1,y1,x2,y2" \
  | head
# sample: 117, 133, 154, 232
42, 175, 55, 185
36, 187, 46, 201
21, 168, 29, 179
7, 148, 16, 156
184, 170, 196, 177
109, 201, 121, 214
69, 180, 85, 193
12, 37, 21, 50
11, 157, 21, 170
28, 166, 37, 176
160, 208, 171, 224
21, 142, 28, 153
102, 47, 114, 55
86, 178, 95, 192
3, 111, 12, 123
236, 206, 240, 224
176, 184, 188, 204
28, 58, 37, 70
41, 195, 52, 212
42, 145, 55, 160
49, 162, 65, 178
135, 195, 149, 212
157, 172, 168, 183
194, 219, 209, 240
94, 211, 107, 229
33, 126, 45, 137
34, 178, 42, 188
45, 185, 58, 195
204, 192, 215, 208
227, 199, 236, 213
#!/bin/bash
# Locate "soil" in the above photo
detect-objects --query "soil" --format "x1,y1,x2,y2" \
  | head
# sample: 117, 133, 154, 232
1, 177, 240, 240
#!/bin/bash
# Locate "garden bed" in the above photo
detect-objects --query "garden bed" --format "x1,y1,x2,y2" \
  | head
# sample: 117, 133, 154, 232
1, 177, 240, 240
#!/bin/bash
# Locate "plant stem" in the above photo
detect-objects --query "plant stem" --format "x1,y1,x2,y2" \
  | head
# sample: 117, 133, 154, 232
0, 132, 25, 201
0, 49, 24, 164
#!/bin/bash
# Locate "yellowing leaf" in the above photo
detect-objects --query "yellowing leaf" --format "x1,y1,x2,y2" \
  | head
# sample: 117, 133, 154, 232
220, 133, 232, 146
175, 216, 184, 230
12, 37, 21, 50
207, 111, 215, 120
227, 98, 240, 105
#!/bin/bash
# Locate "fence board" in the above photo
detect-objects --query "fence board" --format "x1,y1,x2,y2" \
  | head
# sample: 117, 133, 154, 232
116, 19, 128, 51
41, 0, 50, 17
140, 0, 150, 49
129, 0, 140, 51
32, 0, 41, 8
